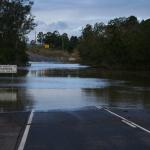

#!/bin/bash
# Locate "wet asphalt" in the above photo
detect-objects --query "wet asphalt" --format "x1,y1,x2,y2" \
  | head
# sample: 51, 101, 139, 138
0, 112, 30, 150
25, 107, 150, 150
0, 107, 150, 150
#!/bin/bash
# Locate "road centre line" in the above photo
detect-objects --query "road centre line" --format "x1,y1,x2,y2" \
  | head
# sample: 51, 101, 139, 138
103, 108, 150, 134
18, 111, 34, 150
122, 120, 137, 128
17, 107, 150, 150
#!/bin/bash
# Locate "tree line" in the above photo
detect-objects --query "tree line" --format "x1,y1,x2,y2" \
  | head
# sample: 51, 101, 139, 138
78, 16, 150, 70
1, 2, 150, 71
37, 31, 78, 53
0, 0, 35, 65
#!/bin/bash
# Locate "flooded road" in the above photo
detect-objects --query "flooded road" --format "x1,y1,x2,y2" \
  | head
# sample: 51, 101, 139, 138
0, 62, 150, 111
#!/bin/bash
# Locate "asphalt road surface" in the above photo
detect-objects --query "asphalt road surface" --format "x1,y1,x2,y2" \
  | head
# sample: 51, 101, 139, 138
1, 107, 150, 150
0, 112, 30, 150
22, 107, 150, 150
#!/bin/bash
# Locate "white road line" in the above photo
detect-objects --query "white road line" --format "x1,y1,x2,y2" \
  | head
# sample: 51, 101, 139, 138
122, 120, 137, 128
129, 121, 150, 134
105, 108, 150, 134
27, 111, 34, 125
18, 111, 34, 150
105, 109, 127, 120
96, 106, 102, 110
97, 107, 150, 134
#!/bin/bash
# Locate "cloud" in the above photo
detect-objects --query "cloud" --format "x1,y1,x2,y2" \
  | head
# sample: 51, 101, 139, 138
35, 21, 68, 31
33, 1, 150, 19
48, 21, 68, 30
28, 20, 80, 40
28, 0, 150, 40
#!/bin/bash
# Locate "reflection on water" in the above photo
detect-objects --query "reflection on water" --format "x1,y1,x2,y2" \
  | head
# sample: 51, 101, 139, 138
28, 62, 88, 70
0, 88, 33, 111
0, 62, 150, 111
0, 89, 17, 101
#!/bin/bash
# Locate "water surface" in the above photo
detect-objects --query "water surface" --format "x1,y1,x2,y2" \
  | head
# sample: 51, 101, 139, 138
0, 62, 150, 112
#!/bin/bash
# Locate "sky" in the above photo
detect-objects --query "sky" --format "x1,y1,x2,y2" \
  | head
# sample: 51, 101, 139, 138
28, 0, 150, 40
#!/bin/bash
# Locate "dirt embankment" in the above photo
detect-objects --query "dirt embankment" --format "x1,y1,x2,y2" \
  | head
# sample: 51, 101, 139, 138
27, 46, 80, 62
27, 51, 56, 62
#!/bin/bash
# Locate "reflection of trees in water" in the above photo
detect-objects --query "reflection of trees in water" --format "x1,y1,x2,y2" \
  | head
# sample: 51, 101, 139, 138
0, 68, 32, 111
28, 69, 80, 77
17, 69, 29, 77
26, 68, 150, 84
82, 87, 150, 109
0, 88, 34, 112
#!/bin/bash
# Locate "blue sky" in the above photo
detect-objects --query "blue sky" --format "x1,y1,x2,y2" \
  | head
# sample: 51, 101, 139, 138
28, 0, 150, 40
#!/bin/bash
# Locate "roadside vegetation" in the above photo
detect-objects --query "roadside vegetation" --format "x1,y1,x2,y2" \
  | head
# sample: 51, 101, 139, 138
36, 31, 78, 53
29, 31, 79, 62
1, 1, 150, 71
78, 16, 150, 70
35, 16, 150, 70
0, 0, 35, 65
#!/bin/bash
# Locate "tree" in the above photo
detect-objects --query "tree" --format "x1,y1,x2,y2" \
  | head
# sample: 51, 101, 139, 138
37, 30, 79, 52
61, 33, 69, 50
44, 32, 52, 45
68, 36, 78, 52
78, 16, 150, 70
37, 32, 44, 44
52, 31, 61, 48
0, 0, 36, 65
82, 24, 93, 39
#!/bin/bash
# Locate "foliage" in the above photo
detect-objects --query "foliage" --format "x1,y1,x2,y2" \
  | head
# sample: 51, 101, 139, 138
78, 16, 150, 70
0, 0, 36, 65
37, 31, 78, 53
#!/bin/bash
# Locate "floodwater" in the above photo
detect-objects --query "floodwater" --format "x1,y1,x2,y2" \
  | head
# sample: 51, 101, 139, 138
0, 62, 150, 112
